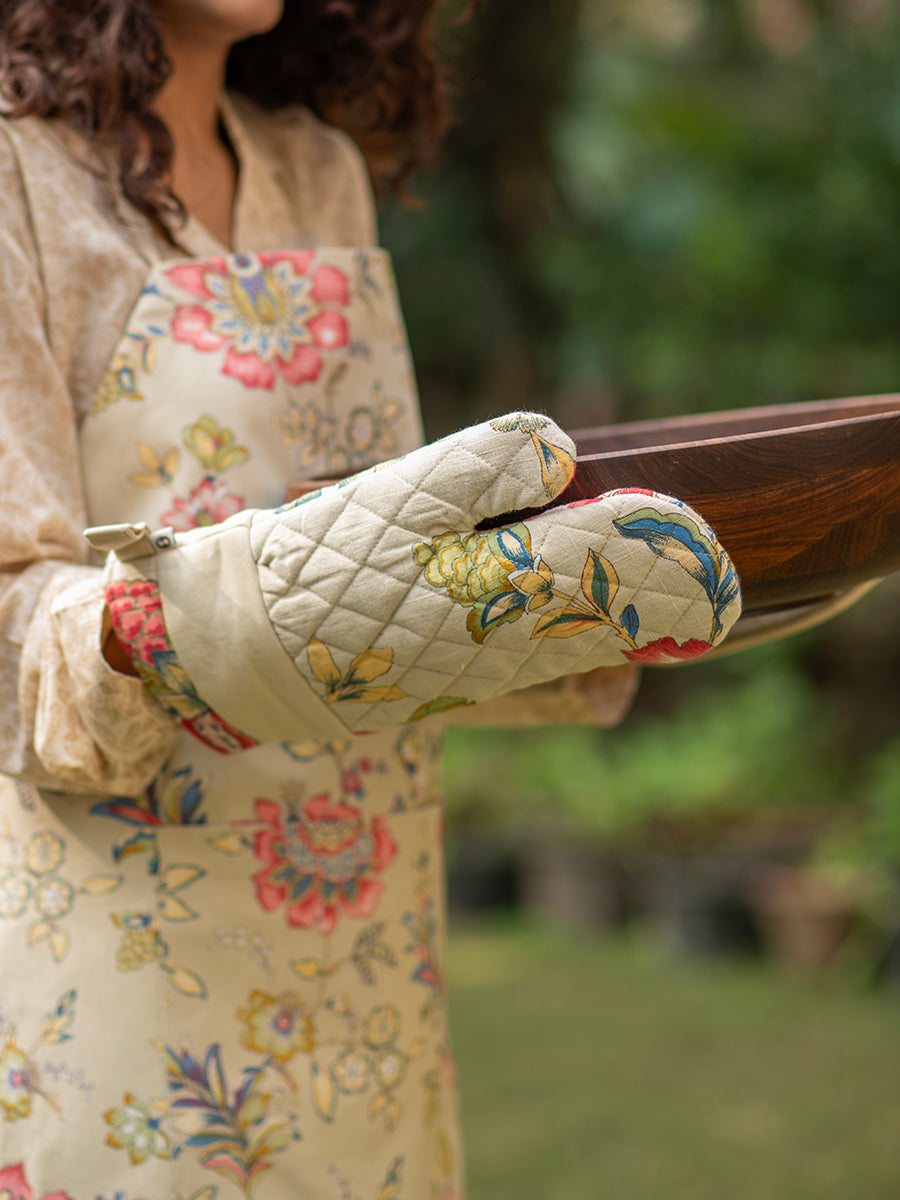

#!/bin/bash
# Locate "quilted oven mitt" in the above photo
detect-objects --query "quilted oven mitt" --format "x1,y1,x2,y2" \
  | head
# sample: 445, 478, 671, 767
86, 413, 741, 752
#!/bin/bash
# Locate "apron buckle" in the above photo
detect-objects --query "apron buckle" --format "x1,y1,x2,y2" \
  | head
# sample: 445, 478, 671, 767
85, 523, 178, 560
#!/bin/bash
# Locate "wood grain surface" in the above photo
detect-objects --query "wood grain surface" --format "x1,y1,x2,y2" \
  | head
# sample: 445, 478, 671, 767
557, 394, 900, 612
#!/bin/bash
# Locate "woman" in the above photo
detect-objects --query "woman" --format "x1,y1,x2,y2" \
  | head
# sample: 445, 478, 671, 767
0, 3, 739, 1196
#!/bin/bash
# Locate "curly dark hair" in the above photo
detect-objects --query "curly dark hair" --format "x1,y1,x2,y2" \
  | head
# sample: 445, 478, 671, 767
0, 0, 461, 231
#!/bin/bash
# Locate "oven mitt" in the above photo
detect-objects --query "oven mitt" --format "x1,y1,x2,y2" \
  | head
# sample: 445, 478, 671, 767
86, 412, 741, 752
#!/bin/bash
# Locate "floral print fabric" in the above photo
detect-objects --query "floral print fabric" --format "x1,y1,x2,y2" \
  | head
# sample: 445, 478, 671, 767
166, 254, 351, 390
104, 577, 259, 755
81, 248, 421, 529
1, 242, 461, 1198
1, 729, 459, 1199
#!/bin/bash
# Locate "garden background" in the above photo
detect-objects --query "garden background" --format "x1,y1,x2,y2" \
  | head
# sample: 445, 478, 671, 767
380, 1, 900, 1195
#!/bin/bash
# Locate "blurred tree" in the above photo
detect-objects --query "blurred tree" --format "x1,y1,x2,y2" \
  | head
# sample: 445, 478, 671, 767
382, 0, 583, 433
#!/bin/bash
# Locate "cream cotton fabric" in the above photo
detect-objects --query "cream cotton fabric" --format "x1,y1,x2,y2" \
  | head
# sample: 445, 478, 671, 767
0, 95, 641, 1200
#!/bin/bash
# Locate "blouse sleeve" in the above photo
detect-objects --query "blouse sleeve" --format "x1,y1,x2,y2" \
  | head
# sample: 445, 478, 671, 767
0, 128, 179, 794
444, 663, 640, 729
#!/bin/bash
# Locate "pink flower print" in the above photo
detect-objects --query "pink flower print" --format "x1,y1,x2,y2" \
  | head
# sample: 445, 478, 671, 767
170, 304, 224, 352
341, 756, 374, 799
0, 1163, 73, 1200
306, 309, 348, 351
161, 475, 244, 531
105, 579, 170, 669
165, 257, 231, 298
275, 343, 330, 387
251, 794, 397, 934
104, 581, 259, 753
624, 636, 712, 663
310, 263, 350, 305
165, 252, 351, 391
568, 489, 656, 511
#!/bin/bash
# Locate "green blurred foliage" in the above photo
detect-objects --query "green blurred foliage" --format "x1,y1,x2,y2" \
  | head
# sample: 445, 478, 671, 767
544, 0, 900, 419
385, 0, 900, 429
381, 0, 900, 855
443, 657, 846, 839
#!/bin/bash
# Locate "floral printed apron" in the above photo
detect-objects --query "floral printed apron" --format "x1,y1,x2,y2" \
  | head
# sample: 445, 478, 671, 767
0, 247, 463, 1200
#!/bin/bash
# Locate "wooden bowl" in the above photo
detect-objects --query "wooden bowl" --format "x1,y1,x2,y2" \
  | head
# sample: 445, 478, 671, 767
557, 394, 900, 613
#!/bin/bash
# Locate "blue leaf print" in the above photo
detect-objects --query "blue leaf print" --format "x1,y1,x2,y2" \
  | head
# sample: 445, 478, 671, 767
478, 589, 529, 630
614, 505, 740, 641
613, 509, 719, 601
621, 603, 640, 641
163, 1044, 296, 1187
492, 524, 534, 571
91, 763, 207, 827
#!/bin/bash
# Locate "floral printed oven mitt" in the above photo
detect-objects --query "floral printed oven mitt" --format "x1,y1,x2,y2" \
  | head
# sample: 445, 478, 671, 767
86, 413, 741, 752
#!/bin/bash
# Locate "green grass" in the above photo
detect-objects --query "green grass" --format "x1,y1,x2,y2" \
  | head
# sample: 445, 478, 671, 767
447, 920, 900, 1200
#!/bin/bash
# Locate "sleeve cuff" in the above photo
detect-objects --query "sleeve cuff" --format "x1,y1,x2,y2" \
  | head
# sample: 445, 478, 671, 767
28, 569, 180, 793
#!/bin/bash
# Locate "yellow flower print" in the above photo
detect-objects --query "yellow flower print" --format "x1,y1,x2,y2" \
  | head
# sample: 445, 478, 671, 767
344, 388, 403, 463
507, 554, 555, 612
0, 1038, 36, 1120
130, 443, 179, 488
277, 384, 404, 472
24, 832, 64, 876
237, 989, 315, 1063
277, 400, 339, 467
414, 525, 541, 644
113, 912, 167, 972
104, 1093, 173, 1164
182, 414, 250, 473
307, 639, 406, 705
91, 331, 156, 414
0, 874, 29, 919
363, 1005, 400, 1050
332, 1048, 372, 1096
489, 413, 551, 435
0, 827, 122, 962
374, 1049, 406, 1092
33, 877, 74, 921
0, 991, 77, 1122
414, 531, 512, 605
108, 868, 208, 999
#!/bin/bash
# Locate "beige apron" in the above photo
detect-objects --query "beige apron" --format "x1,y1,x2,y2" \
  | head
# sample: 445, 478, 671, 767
0, 248, 463, 1199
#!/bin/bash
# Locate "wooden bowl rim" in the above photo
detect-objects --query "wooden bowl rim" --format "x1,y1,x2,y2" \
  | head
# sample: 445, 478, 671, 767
574, 392, 900, 461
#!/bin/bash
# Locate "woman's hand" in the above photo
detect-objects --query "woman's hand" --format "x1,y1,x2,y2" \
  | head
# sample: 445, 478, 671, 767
101, 606, 138, 677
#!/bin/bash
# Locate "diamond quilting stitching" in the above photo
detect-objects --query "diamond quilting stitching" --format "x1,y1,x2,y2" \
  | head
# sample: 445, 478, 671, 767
238, 419, 737, 733
268, 506, 717, 714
